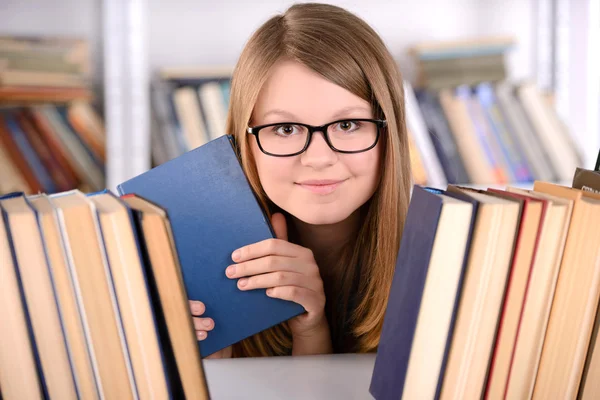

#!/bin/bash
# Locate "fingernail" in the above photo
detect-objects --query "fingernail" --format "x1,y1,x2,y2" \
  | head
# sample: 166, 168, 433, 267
266, 288, 274, 296
203, 319, 212, 327
197, 331, 206, 340
238, 278, 247, 288
232, 249, 241, 261
226, 265, 236, 277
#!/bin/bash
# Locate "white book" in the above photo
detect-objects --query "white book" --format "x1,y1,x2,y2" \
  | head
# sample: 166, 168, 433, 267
404, 81, 447, 186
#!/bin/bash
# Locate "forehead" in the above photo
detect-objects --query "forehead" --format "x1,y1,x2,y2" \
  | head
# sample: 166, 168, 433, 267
252, 59, 372, 125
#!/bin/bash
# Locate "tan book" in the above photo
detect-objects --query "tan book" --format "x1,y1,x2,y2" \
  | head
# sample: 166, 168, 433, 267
0, 69, 86, 87
407, 128, 429, 185
503, 188, 572, 400
28, 194, 99, 399
172, 86, 209, 150
0, 140, 29, 194
89, 192, 170, 399
579, 307, 600, 399
122, 194, 210, 400
0, 200, 43, 399
483, 189, 545, 399
517, 83, 581, 181
438, 89, 495, 184
532, 182, 600, 399
439, 186, 521, 400
50, 190, 136, 399
0, 195, 77, 399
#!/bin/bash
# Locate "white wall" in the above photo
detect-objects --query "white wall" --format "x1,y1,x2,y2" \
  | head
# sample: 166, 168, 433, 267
146, 0, 536, 83
0, 0, 537, 83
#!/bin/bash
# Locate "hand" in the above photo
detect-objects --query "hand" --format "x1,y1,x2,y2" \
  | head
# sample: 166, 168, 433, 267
226, 213, 329, 339
189, 300, 232, 359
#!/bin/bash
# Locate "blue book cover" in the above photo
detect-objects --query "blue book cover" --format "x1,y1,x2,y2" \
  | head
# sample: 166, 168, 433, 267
369, 185, 444, 400
117, 134, 305, 357
369, 185, 475, 400
475, 83, 533, 182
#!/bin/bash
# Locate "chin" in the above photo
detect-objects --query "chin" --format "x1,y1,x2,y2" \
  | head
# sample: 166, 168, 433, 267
285, 204, 354, 226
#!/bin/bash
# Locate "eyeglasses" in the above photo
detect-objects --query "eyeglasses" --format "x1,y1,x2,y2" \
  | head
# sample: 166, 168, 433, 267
246, 118, 386, 157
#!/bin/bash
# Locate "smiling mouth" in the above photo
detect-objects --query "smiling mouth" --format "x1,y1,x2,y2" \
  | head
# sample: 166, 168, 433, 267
295, 179, 346, 195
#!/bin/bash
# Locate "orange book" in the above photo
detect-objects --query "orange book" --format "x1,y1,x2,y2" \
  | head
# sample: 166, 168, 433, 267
532, 182, 600, 399
484, 189, 545, 399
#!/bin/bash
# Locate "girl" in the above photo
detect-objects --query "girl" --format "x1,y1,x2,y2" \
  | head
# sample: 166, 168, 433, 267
189, 2, 411, 358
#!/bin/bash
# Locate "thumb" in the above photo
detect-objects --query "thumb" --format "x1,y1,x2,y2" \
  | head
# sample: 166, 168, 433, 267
271, 212, 288, 241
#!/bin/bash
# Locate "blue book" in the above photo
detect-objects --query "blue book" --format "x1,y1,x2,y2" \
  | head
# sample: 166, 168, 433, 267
2, 111, 57, 193
117, 134, 305, 357
369, 185, 474, 400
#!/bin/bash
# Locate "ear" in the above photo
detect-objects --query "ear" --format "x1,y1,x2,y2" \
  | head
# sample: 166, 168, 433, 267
271, 212, 288, 241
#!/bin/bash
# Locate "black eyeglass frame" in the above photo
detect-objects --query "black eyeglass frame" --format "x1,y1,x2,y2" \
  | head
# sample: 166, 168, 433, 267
246, 118, 387, 157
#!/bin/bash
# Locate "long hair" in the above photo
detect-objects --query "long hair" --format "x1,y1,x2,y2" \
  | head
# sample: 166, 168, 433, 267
225, 2, 411, 357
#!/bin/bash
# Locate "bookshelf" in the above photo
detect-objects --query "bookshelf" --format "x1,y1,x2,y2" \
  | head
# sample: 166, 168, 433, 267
0, 0, 598, 191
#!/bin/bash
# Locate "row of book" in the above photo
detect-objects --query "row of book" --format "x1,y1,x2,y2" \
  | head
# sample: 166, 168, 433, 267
406, 35, 581, 187
0, 36, 105, 196
0, 134, 306, 399
150, 71, 579, 189
0, 103, 105, 195
0, 36, 93, 96
406, 80, 582, 187
409, 36, 514, 91
370, 165, 600, 400
0, 190, 210, 399
150, 67, 232, 166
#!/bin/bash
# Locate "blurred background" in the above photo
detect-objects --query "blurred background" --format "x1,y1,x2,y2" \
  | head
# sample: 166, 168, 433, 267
0, 0, 598, 193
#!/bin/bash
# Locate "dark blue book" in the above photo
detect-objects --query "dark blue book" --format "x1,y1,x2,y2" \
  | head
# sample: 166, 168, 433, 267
369, 185, 474, 400
117, 134, 305, 357
415, 90, 470, 184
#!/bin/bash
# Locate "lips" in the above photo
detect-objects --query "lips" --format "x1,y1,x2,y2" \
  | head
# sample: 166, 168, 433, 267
296, 179, 346, 194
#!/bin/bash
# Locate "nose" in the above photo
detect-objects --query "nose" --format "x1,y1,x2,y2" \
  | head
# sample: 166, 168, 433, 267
300, 131, 338, 169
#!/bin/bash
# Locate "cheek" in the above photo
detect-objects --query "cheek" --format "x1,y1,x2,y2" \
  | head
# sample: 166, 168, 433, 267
345, 145, 381, 185
251, 139, 295, 199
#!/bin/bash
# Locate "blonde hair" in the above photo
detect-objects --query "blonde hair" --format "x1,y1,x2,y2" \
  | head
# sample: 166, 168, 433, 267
225, 2, 411, 357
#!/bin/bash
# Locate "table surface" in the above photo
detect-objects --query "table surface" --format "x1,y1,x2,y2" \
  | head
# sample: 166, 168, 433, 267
203, 353, 377, 399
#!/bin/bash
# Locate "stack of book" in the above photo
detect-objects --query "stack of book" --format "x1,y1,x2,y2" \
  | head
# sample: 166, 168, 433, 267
150, 66, 232, 166
0, 134, 305, 399
0, 36, 105, 196
370, 164, 600, 400
0, 190, 209, 399
405, 36, 582, 187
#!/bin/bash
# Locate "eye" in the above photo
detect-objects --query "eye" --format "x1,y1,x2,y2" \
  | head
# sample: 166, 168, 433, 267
272, 124, 301, 136
335, 120, 360, 132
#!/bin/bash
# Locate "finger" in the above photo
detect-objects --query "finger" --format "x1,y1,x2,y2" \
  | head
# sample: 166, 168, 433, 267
238, 271, 322, 293
266, 286, 322, 313
196, 331, 208, 341
192, 317, 214, 332
271, 212, 288, 241
226, 255, 307, 279
232, 238, 310, 262
189, 300, 206, 316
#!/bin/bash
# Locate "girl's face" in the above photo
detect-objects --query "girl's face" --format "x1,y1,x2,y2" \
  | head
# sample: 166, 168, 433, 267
250, 60, 382, 225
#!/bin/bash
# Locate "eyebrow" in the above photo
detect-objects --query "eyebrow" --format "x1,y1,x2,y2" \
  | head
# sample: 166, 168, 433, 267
261, 106, 372, 122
